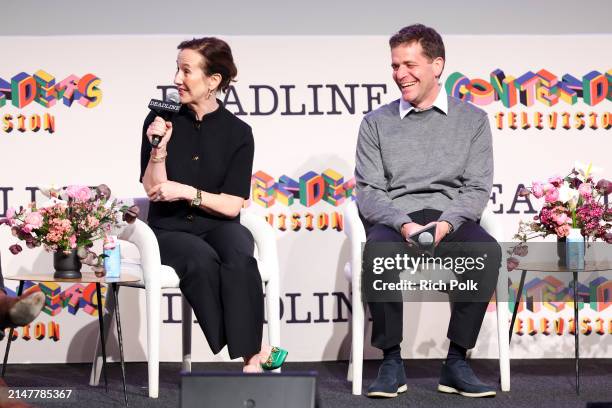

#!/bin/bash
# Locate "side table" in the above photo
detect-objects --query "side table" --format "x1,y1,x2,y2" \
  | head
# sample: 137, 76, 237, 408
1, 272, 140, 406
509, 260, 612, 395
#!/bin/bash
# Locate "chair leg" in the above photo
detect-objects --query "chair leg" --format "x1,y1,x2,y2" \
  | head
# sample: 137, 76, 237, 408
89, 285, 116, 387
351, 290, 365, 395
346, 346, 353, 382
496, 272, 511, 392
181, 295, 192, 372
145, 285, 161, 398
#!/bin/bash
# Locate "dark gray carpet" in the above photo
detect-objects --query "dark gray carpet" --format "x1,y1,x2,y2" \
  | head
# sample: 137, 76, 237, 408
1, 359, 611, 407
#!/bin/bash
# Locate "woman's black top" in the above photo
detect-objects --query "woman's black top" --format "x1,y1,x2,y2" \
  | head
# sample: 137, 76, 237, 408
140, 101, 254, 234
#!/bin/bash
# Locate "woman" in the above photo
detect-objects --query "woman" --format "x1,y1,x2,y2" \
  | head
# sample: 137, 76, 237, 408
140, 37, 286, 372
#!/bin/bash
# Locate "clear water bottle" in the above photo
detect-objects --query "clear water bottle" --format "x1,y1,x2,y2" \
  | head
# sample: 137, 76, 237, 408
565, 228, 585, 270
103, 235, 121, 278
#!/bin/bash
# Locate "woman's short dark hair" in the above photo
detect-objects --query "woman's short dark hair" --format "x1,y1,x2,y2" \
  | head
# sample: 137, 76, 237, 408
177, 37, 237, 93
389, 24, 445, 62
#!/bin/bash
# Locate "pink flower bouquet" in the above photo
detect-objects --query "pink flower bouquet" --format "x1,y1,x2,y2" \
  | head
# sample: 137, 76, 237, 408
1, 184, 139, 273
515, 164, 612, 243
507, 164, 611, 271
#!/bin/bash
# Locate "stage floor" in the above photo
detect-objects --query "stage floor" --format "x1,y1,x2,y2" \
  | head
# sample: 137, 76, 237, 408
1, 359, 611, 407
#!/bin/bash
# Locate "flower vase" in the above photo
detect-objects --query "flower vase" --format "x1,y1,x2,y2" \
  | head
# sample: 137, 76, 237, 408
561, 228, 585, 270
556, 237, 567, 267
53, 249, 82, 279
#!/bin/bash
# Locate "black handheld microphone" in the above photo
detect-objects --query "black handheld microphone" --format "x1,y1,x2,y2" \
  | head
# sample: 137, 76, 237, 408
148, 91, 181, 147
406, 224, 437, 256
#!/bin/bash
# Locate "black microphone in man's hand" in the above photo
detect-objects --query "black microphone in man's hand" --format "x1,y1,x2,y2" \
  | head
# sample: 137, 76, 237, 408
417, 231, 434, 246
406, 224, 437, 256
148, 91, 181, 147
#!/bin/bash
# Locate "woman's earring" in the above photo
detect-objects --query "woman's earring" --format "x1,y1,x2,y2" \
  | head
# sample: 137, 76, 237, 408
207, 89, 216, 99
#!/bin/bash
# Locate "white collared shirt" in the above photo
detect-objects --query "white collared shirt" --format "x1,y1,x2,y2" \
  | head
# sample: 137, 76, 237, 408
399, 85, 448, 118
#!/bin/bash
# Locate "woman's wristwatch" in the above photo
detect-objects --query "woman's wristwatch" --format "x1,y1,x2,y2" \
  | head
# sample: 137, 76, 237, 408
190, 189, 202, 207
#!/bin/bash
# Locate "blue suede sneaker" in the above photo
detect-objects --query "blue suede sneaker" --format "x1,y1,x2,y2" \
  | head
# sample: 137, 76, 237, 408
438, 360, 496, 398
366, 359, 408, 398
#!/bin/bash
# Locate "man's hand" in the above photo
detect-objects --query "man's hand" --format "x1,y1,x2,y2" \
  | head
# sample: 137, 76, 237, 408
148, 181, 191, 202
400, 222, 425, 241
433, 220, 453, 245
402, 221, 453, 245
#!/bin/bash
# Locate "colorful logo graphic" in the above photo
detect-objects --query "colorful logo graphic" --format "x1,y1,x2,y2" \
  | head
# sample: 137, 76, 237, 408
1, 281, 106, 342
445, 69, 611, 131
446, 69, 611, 107
250, 170, 356, 232
504, 275, 612, 336
0, 70, 102, 134
252, 169, 356, 208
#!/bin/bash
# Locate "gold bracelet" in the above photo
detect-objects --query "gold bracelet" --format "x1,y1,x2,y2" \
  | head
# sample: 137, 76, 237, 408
150, 152, 167, 163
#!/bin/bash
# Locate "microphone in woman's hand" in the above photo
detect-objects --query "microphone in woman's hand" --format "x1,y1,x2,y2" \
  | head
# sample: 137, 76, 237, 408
148, 91, 181, 147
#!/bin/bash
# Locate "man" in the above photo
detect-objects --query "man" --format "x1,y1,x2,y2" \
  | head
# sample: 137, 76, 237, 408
0, 253, 45, 331
355, 24, 501, 398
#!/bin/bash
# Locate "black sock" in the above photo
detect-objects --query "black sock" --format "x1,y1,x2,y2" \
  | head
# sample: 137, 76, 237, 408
446, 341, 467, 363
383, 344, 401, 362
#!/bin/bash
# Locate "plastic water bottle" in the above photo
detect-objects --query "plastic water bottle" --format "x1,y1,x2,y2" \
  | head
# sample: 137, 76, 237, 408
103, 235, 121, 278
565, 228, 585, 270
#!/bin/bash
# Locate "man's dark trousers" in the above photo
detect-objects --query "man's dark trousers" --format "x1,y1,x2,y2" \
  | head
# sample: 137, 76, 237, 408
364, 209, 502, 350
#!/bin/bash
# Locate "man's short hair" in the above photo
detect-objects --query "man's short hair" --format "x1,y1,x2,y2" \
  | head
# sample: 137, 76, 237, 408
389, 24, 445, 62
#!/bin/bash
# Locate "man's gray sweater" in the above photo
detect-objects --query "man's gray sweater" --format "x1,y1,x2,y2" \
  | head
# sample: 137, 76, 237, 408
355, 96, 493, 232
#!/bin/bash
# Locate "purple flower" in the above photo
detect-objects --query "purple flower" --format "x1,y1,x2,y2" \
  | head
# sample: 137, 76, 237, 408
82, 251, 98, 266
122, 205, 140, 224
512, 244, 529, 257
548, 176, 563, 187
507, 257, 520, 272
9, 244, 22, 255
93, 265, 106, 277
569, 177, 583, 189
96, 184, 112, 200
595, 179, 612, 196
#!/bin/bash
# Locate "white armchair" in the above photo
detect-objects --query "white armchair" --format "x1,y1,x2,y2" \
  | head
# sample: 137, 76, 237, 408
343, 200, 510, 395
89, 198, 281, 398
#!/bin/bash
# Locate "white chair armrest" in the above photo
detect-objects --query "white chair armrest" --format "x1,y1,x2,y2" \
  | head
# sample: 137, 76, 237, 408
480, 206, 503, 241
240, 210, 279, 284
343, 201, 366, 291
117, 219, 162, 289
343, 200, 367, 246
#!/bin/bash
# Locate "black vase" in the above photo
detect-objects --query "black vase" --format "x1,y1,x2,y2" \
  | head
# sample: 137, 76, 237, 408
556, 237, 567, 267
53, 249, 82, 279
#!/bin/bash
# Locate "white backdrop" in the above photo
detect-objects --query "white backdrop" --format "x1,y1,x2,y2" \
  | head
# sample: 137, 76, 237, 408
0, 35, 610, 363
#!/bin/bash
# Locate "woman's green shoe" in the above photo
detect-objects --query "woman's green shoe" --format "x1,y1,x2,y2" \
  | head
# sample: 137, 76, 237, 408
261, 346, 288, 370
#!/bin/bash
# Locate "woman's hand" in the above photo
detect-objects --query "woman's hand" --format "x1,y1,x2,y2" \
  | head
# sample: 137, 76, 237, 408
148, 181, 190, 202
146, 116, 173, 150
